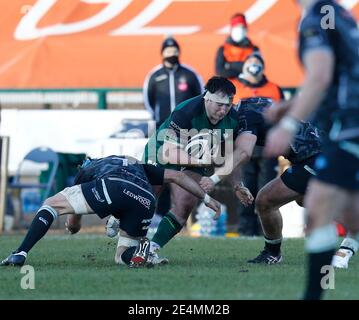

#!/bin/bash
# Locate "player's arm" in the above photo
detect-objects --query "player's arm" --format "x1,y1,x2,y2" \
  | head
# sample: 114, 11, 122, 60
265, 99, 293, 124
199, 132, 257, 193
143, 164, 221, 217
288, 20, 335, 122
164, 169, 221, 218
229, 166, 254, 207
264, 21, 335, 158
217, 132, 257, 177
287, 49, 334, 121
265, 52, 334, 157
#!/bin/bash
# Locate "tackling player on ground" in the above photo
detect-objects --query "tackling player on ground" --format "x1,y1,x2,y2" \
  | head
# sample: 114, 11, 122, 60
1, 155, 220, 268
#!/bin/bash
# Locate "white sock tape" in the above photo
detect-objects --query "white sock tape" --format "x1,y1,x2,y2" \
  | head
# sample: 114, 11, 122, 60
341, 237, 359, 253
265, 237, 282, 245
203, 194, 211, 205
117, 236, 139, 249
279, 116, 300, 134
210, 174, 221, 185
39, 205, 58, 220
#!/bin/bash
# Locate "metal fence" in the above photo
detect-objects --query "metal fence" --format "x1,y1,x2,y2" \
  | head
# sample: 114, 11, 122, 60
0, 88, 142, 110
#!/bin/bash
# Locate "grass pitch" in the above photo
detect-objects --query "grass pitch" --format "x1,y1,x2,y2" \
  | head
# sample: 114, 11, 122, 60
0, 234, 358, 300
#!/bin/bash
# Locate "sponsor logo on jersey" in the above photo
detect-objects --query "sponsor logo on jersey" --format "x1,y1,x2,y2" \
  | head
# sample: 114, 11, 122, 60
123, 189, 151, 209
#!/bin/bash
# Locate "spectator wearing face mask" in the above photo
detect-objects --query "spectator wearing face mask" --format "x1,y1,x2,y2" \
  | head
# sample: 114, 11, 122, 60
143, 36, 204, 223
233, 53, 284, 104
143, 36, 204, 129
215, 13, 259, 79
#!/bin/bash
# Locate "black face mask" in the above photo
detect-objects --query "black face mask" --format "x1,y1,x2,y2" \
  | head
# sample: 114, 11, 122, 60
164, 56, 179, 65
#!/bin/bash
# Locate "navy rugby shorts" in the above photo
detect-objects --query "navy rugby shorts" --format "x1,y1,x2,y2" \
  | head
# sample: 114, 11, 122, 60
313, 141, 359, 191
281, 155, 318, 195
81, 177, 156, 237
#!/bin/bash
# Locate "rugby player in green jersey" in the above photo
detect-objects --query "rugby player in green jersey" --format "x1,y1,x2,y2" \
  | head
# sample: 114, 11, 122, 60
141, 76, 257, 263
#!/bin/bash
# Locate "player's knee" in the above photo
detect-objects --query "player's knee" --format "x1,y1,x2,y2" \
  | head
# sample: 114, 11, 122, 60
172, 203, 195, 224
305, 181, 340, 213
304, 192, 334, 230
304, 191, 324, 216
255, 190, 272, 215
43, 194, 68, 214
43, 196, 57, 208
182, 203, 195, 216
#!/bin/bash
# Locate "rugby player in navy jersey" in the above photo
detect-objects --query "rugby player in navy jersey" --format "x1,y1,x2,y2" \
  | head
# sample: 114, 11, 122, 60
265, 0, 359, 299
200, 97, 322, 265
1, 155, 220, 268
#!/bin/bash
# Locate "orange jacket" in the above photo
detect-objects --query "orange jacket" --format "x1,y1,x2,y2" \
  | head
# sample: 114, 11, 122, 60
223, 42, 255, 63
232, 77, 283, 104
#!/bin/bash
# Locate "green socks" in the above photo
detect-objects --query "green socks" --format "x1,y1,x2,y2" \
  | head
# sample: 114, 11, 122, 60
151, 212, 183, 247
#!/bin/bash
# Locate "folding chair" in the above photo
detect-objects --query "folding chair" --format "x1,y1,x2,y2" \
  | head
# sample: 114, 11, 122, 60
8, 147, 59, 225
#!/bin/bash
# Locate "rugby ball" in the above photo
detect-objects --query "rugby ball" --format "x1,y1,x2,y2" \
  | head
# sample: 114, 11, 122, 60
184, 132, 219, 160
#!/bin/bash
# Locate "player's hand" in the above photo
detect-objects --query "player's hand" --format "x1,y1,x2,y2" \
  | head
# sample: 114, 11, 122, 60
234, 185, 254, 207
205, 197, 221, 220
264, 126, 293, 158
199, 177, 215, 193
264, 100, 292, 124
65, 214, 82, 234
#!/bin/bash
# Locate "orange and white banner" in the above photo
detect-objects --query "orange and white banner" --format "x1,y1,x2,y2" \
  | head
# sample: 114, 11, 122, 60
1, 0, 358, 89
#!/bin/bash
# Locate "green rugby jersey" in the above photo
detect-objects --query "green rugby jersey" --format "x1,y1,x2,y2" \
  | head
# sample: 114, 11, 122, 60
143, 94, 242, 174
